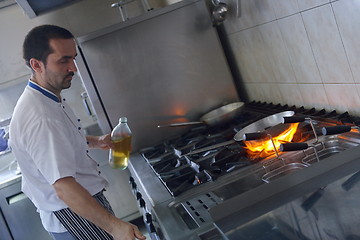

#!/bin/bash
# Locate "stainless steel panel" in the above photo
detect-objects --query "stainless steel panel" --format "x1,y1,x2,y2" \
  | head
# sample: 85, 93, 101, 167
128, 153, 171, 207
15, 0, 80, 18
0, 208, 12, 240
132, 127, 360, 239
209, 143, 360, 234
0, 181, 51, 239
76, 0, 239, 151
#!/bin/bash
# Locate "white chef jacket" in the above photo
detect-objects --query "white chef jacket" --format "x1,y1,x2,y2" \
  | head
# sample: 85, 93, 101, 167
9, 80, 108, 232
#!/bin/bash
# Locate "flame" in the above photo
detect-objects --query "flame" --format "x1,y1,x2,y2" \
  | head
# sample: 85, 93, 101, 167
351, 128, 358, 133
244, 123, 300, 159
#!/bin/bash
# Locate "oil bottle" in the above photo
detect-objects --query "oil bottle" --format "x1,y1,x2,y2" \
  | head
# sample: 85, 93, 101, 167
109, 117, 132, 169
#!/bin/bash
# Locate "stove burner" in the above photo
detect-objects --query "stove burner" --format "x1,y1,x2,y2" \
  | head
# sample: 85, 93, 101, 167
142, 143, 255, 196
140, 101, 360, 196
193, 170, 214, 185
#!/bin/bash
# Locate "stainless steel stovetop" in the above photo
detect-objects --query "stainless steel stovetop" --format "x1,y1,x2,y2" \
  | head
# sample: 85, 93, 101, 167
127, 102, 360, 240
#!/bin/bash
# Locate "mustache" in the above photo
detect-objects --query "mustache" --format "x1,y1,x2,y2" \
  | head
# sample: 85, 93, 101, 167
66, 72, 75, 78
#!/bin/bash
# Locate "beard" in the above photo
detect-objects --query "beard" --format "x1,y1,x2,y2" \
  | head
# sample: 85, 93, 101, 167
42, 65, 76, 91
59, 73, 74, 90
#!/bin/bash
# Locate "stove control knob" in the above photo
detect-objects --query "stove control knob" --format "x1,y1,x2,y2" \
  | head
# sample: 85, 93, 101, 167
149, 222, 156, 233
139, 198, 146, 208
131, 181, 137, 190
136, 192, 142, 200
129, 176, 134, 183
145, 212, 152, 223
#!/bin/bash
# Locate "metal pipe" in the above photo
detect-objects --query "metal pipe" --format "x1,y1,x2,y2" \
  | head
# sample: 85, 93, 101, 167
111, 0, 135, 21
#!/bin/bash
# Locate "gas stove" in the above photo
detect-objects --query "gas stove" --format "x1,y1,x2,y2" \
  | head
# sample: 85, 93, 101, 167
128, 102, 360, 240
139, 111, 264, 197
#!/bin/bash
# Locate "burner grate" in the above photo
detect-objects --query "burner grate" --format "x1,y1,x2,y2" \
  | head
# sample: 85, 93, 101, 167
139, 101, 360, 196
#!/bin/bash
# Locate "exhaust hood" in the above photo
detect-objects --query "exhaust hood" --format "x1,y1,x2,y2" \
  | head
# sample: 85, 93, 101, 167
0, 0, 16, 9
15, 0, 80, 18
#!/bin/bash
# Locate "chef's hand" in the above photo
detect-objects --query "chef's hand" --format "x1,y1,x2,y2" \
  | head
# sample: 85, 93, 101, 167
86, 134, 114, 150
111, 219, 146, 240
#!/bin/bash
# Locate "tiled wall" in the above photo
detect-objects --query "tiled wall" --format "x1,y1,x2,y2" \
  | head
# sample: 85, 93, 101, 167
222, 0, 360, 115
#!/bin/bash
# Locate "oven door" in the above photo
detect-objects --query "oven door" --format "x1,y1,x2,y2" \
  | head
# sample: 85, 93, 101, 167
0, 181, 52, 240
213, 169, 360, 240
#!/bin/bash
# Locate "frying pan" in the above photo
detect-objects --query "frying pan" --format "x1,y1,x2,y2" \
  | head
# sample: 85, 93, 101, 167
186, 111, 295, 155
157, 102, 245, 128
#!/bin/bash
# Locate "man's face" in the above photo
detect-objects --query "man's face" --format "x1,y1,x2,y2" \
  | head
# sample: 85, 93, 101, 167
40, 38, 77, 95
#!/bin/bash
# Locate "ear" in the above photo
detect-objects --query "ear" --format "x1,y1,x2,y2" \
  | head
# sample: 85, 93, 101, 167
29, 58, 43, 73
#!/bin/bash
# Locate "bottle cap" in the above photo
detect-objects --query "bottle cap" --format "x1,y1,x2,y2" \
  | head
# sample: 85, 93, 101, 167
119, 117, 127, 123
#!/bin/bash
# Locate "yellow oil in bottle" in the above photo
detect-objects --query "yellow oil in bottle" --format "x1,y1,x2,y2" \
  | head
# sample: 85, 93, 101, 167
110, 135, 132, 169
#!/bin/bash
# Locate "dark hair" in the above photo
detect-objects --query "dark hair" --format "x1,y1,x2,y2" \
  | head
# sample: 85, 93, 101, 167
23, 25, 74, 69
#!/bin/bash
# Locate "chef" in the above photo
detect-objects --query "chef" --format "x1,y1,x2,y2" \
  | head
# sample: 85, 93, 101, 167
9, 24, 146, 240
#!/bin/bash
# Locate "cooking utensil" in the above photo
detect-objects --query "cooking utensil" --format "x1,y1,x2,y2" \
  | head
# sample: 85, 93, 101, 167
186, 111, 295, 155
157, 102, 245, 128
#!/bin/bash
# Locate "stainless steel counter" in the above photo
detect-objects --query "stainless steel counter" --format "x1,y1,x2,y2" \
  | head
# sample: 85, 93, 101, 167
0, 151, 20, 189
128, 153, 172, 207
0, 171, 21, 189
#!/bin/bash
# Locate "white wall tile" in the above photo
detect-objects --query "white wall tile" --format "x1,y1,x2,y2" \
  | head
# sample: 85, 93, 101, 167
223, 0, 276, 34
245, 83, 284, 104
249, 83, 284, 104
298, 84, 329, 109
333, 0, 360, 84
223, 0, 360, 115
258, 22, 297, 83
277, 83, 304, 107
269, 0, 299, 19
229, 27, 276, 84
266, 83, 285, 104
228, 34, 255, 84
302, 5, 353, 84
278, 14, 322, 84
324, 84, 360, 115
243, 83, 266, 102
297, 0, 329, 11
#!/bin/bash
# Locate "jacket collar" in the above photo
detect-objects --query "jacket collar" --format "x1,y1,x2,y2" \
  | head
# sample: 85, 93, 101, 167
28, 80, 60, 103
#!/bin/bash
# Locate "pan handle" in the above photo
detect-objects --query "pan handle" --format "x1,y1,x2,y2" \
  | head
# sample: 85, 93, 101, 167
280, 143, 309, 151
321, 126, 351, 135
282, 116, 306, 124
157, 121, 203, 128
243, 132, 267, 141
185, 140, 236, 155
